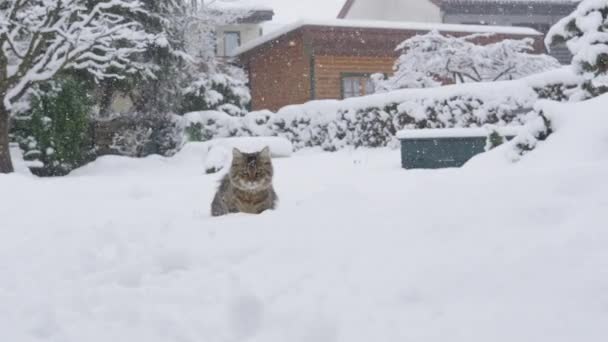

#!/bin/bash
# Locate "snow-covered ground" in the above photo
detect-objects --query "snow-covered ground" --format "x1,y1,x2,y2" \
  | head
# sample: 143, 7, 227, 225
2, 97, 608, 342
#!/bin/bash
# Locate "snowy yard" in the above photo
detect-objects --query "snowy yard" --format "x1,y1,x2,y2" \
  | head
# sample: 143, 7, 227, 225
3, 0, 608, 340
2, 108, 608, 341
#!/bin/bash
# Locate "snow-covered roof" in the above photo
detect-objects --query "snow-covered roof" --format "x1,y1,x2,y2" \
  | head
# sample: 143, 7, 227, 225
441, 0, 578, 2
232, 19, 541, 56
207, 0, 273, 12
207, 0, 274, 23
338, 0, 578, 18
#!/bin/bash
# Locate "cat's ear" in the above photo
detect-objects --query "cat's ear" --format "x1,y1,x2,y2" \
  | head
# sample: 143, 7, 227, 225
260, 146, 271, 159
232, 148, 243, 159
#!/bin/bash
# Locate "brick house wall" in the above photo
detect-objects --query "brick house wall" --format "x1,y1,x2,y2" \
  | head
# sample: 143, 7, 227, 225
238, 23, 545, 111
243, 31, 311, 111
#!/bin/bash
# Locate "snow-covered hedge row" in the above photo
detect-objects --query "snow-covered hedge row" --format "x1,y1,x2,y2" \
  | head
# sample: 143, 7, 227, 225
181, 68, 580, 151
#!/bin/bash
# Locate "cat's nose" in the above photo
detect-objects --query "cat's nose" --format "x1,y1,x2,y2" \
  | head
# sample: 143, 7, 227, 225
247, 167, 257, 178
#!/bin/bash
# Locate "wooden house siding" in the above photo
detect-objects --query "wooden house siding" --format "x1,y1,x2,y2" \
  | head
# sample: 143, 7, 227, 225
314, 55, 395, 100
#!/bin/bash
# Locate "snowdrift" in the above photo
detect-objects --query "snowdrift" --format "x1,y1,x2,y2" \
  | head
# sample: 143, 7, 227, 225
2, 92, 608, 342
467, 92, 608, 168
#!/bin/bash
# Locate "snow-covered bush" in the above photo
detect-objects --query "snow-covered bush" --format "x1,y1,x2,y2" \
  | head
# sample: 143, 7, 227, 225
179, 68, 585, 152
547, 0, 608, 100
180, 76, 549, 151
183, 109, 276, 143
181, 64, 251, 115
12, 79, 94, 176
276, 95, 532, 150
376, 30, 561, 92
509, 112, 553, 161
110, 125, 154, 158
183, 111, 243, 142
104, 113, 183, 158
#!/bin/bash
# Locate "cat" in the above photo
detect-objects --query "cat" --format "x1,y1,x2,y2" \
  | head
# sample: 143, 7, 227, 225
211, 147, 278, 217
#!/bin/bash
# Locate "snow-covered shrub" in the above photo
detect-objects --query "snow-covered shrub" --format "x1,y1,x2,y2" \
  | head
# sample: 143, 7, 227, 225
526, 65, 585, 102
110, 125, 153, 158
339, 106, 398, 148
13, 79, 94, 176
179, 82, 539, 151
547, 0, 608, 100
103, 113, 183, 158
183, 111, 244, 142
176, 68, 584, 153
485, 127, 508, 151
509, 112, 553, 161
533, 83, 576, 102
181, 65, 251, 115
377, 30, 561, 92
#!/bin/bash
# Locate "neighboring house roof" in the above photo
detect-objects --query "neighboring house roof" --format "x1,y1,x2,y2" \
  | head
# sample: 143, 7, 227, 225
208, 9, 274, 24
238, 10, 274, 24
338, 0, 443, 19
337, 0, 355, 18
232, 18, 541, 56
440, 0, 578, 15
208, 0, 274, 11
440, 0, 578, 2
208, 0, 274, 24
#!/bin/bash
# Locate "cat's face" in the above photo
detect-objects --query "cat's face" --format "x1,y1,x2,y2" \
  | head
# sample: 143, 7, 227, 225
229, 147, 274, 191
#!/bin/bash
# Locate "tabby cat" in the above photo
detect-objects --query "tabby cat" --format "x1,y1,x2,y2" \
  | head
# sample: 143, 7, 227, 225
211, 147, 278, 216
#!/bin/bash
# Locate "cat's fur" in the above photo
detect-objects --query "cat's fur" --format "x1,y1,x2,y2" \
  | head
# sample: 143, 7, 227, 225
211, 147, 278, 216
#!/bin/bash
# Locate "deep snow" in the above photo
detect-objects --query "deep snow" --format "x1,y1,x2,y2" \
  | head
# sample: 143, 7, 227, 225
2, 98, 608, 342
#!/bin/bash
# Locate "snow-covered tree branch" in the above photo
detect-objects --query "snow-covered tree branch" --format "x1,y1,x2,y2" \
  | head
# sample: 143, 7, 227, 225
376, 30, 561, 92
547, 0, 608, 100
0, 0, 154, 173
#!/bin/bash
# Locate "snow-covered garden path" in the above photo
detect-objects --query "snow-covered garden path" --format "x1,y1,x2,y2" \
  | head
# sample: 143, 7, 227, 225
1, 142, 607, 342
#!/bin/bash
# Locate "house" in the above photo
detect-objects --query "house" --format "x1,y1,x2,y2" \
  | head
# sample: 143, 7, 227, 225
338, 0, 579, 64
439, 0, 579, 63
338, 0, 442, 23
440, 0, 578, 32
214, 6, 275, 57
234, 20, 543, 111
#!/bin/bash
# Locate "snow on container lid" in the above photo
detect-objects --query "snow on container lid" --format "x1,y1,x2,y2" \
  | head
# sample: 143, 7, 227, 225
396, 126, 523, 140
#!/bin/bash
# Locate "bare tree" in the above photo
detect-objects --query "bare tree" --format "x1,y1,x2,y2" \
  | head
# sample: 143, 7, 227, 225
0, 0, 153, 173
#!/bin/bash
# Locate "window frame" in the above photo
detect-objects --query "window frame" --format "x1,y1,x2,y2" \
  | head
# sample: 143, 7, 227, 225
223, 31, 241, 56
340, 72, 377, 99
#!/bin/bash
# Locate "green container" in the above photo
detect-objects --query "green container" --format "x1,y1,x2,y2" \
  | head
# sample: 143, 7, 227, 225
397, 128, 518, 169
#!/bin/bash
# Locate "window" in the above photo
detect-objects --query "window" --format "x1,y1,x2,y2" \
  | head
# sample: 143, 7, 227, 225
223, 31, 241, 56
341, 74, 375, 99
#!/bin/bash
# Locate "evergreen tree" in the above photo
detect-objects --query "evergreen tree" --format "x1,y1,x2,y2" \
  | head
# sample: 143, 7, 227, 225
14, 78, 93, 176
98, 0, 252, 117
547, 0, 608, 100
